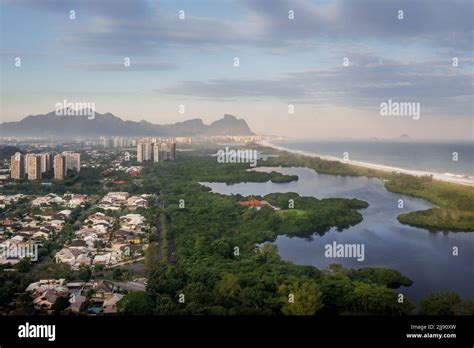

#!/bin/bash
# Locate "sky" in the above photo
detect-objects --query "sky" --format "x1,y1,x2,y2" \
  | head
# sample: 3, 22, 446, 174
0, 0, 473, 140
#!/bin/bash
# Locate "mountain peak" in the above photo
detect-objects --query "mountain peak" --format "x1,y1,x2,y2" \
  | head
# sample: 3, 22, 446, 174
0, 111, 254, 138
223, 114, 237, 120
208, 114, 254, 136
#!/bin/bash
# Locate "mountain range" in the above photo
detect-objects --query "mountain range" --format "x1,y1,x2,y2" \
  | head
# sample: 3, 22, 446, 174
0, 111, 254, 138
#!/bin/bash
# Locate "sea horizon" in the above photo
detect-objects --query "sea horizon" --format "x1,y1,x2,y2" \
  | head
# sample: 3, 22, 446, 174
263, 139, 474, 183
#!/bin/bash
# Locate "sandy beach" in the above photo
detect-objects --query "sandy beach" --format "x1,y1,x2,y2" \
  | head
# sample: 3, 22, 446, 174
257, 140, 474, 187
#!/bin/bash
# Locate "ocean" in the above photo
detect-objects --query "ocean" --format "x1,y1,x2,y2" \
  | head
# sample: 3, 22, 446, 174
271, 140, 474, 177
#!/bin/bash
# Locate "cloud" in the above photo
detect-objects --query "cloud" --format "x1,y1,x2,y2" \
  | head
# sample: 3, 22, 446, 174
6, 0, 472, 55
5, 0, 261, 54
157, 54, 473, 116
4, 0, 152, 19
66, 61, 177, 71
237, 0, 474, 51
61, 15, 262, 55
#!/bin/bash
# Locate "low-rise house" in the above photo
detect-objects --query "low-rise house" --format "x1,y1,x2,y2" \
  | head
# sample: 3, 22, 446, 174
83, 234, 99, 248
50, 219, 65, 231
38, 214, 53, 221
120, 214, 146, 231
93, 253, 111, 266
64, 194, 88, 208
33, 289, 59, 311
69, 294, 86, 313
115, 229, 140, 244
69, 239, 88, 250
98, 205, 121, 211
40, 225, 55, 237
66, 281, 88, 289
1, 218, 14, 226
9, 235, 24, 243
26, 279, 68, 296
102, 293, 124, 314
119, 244, 145, 257
0, 194, 25, 206
124, 166, 142, 175
75, 228, 97, 239
23, 277, 137, 315
31, 194, 64, 207
238, 199, 274, 210
87, 212, 107, 222
55, 248, 76, 266
31, 231, 49, 240
74, 254, 92, 268
0, 237, 39, 260
100, 192, 129, 207
90, 219, 112, 228
126, 196, 148, 209
90, 280, 115, 302
55, 210, 72, 219
91, 224, 109, 235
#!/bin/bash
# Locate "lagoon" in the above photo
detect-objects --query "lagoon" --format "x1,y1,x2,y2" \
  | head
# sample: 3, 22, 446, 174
201, 166, 474, 301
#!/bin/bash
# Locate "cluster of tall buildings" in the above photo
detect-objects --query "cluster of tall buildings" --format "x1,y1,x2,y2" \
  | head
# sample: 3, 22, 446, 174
101, 136, 189, 148
10, 151, 81, 180
101, 137, 136, 148
136, 142, 176, 163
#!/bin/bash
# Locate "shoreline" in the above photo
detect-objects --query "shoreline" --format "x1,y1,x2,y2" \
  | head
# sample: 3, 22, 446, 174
257, 140, 474, 187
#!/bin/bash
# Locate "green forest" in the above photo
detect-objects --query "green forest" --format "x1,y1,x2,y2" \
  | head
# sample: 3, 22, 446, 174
119, 149, 472, 315
1, 146, 472, 315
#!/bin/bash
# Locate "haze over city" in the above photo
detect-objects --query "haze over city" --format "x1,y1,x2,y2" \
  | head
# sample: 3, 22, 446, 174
1, 0, 473, 139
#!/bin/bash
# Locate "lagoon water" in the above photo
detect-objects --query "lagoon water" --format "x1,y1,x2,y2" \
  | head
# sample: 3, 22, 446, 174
201, 166, 474, 301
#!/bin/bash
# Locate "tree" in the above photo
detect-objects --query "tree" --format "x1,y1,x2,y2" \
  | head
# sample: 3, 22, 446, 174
53, 296, 70, 314
182, 282, 211, 304
93, 240, 105, 250
280, 280, 324, 315
155, 294, 181, 315
420, 292, 462, 315
257, 243, 280, 263
112, 219, 121, 231
78, 266, 92, 282
351, 282, 414, 315
145, 243, 159, 273
120, 270, 132, 281
210, 240, 232, 258
112, 268, 125, 281
347, 267, 413, 288
147, 262, 185, 296
16, 293, 34, 310
117, 292, 155, 315
216, 274, 241, 305
16, 258, 31, 273
461, 299, 474, 315
320, 274, 355, 313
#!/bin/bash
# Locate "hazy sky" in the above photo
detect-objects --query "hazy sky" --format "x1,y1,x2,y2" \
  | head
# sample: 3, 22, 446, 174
1, 0, 473, 139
